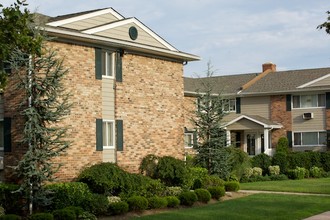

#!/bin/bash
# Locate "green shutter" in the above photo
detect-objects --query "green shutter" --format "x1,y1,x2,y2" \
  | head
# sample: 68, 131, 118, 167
95, 48, 102, 80
116, 52, 122, 82
287, 131, 292, 148
116, 120, 123, 151
96, 119, 103, 151
286, 94, 291, 111
236, 97, 241, 114
4, 117, 11, 152
326, 92, 330, 109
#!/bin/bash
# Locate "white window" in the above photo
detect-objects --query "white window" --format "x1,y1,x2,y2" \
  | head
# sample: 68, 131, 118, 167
103, 120, 115, 148
293, 131, 326, 146
102, 51, 116, 78
292, 94, 325, 109
223, 99, 236, 112
184, 133, 193, 148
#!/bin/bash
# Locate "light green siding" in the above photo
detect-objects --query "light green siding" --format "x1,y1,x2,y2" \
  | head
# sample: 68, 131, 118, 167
241, 96, 270, 118
226, 118, 263, 130
292, 108, 326, 131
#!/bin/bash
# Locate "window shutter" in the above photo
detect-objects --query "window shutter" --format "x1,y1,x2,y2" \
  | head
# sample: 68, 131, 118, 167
286, 94, 291, 111
193, 131, 198, 148
236, 97, 241, 114
326, 92, 330, 109
116, 52, 122, 82
287, 131, 292, 148
95, 48, 102, 80
116, 120, 123, 151
4, 117, 11, 152
96, 119, 103, 151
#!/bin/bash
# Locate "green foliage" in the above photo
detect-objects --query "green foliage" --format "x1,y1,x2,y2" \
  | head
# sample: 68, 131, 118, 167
287, 167, 306, 180
52, 209, 75, 220
127, 196, 148, 211
163, 187, 183, 197
147, 196, 168, 209
251, 154, 271, 175
165, 196, 180, 208
224, 181, 240, 192
139, 154, 159, 177
203, 175, 225, 188
227, 147, 251, 181
321, 152, 330, 172
269, 165, 280, 176
188, 167, 209, 189
252, 167, 263, 176
85, 194, 109, 216
276, 137, 289, 154
29, 213, 53, 220
317, 11, 330, 34
194, 189, 211, 203
269, 174, 288, 181
207, 186, 225, 200
0, 207, 4, 217
0, 214, 21, 220
0, 183, 21, 214
310, 166, 323, 178
178, 191, 198, 206
272, 152, 289, 174
108, 201, 129, 215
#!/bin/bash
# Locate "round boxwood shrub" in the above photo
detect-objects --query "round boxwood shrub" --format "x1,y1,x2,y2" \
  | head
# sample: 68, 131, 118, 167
53, 209, 76, 220
224, 181, 240, 192
0, 214, 21, 220
178, 191, 198, 207
194, 189, 211, 203
84, 193, 109, 216
148, 196, 168, 209
29, 213, 54, 220
127, 196, 148, 211
108, 201, 129, 215
207, 186, 225, 200
165, 196, 180, 208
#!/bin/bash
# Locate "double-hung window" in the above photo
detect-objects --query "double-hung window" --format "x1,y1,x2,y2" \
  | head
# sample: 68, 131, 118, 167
222, 99, 236, 112
293, 131, 326, 146
292, 94, 325, 108
184, 133, 193, 148
102, 51, 116, 78
102, 120, 115, 149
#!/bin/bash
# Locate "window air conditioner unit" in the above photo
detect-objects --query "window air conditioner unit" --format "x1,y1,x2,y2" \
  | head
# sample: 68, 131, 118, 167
302, 112, 313, 120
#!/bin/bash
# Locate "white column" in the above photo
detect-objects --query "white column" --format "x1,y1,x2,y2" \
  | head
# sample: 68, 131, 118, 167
264, 128, 269, 154
226, 130, 231, 147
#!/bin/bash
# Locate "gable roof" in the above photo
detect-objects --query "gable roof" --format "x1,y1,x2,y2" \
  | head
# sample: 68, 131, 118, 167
42, 8, 199, 62
224, 114, 282, 129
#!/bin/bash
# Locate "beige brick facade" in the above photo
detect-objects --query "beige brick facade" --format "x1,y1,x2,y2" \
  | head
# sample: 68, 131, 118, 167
115, 54, 185, 173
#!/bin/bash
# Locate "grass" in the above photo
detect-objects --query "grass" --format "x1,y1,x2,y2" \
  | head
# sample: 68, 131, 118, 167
132, 193, 330, 220
240, 177, 330, 194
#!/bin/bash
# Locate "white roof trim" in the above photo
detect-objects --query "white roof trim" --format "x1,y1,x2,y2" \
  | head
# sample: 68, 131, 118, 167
224, 115, 282, 129
297, 74, 330, 89
47, 8, 124, 27
82, 18, 177, 51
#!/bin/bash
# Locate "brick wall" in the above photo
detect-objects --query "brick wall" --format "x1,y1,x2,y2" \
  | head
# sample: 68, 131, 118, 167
270, 95, 292, 148
115, 54, 185, 173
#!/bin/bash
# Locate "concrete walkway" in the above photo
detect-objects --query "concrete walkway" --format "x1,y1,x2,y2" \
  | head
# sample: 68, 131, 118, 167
238, 190, 330, 220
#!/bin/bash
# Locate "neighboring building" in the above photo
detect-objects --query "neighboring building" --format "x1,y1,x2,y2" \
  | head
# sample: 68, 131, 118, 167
184, 63, 330, 156
0, 8, 199, 181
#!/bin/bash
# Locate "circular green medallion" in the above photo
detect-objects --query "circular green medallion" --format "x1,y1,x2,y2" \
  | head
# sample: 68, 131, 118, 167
129, 26, 138, 40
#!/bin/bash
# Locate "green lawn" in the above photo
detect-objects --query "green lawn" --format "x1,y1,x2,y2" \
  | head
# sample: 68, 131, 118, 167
132, 193, 330, 220
240, 177, 330, 194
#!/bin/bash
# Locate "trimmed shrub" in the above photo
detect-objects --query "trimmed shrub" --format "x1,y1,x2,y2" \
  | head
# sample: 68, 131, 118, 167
269, 174, 288, 181
53, 209, 75, 220
321, 152, 330, 172
139, 154, 159, 178
107, 196, 121, 204
194, 189, 211, 203
251, 153, 272, 175
272, 152, 289, 174
0, 214, 21, 220
269, 165, 280, 176
108, 201, 129, 215
310, 166, 323, 178
84, 193, 109, 216
0, 183, 21, 214
287, 167, 306, 180
203, 175, 225, 188
148, 196, 168, 209
0, 207, 4, 217
165, 196, 180, 208
227, 147, 251, 181
62, 206, 84, 218
276, 137, 289, 154
252, 167, 262, 176
163, 186, 182, 197
178, 191, 197, 207
207, 186, 225, 200
29, 213, 54, 220
224, 181, 240, 192
127, 196, 148, 211
189, 167, 209, 189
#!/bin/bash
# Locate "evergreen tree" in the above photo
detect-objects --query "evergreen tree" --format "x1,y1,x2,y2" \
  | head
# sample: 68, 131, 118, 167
317, 11, 330, 34
191, 62, 232, 179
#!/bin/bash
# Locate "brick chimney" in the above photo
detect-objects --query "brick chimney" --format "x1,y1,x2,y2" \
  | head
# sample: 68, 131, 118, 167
262, 62, 276, 72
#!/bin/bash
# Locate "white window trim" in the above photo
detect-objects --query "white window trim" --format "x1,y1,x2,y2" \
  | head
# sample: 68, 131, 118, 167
102, 51, 115, 79
293, 130, 327, 147
292, 94, 326, 109
184, 133, 194, 148
103, 120, 115, 149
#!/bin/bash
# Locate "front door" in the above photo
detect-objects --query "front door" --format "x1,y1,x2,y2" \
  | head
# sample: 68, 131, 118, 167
246, 133, 256, 155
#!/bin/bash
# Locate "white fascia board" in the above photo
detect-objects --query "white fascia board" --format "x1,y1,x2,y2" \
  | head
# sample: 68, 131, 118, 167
224, 115, 268, 128
44, 26, 200, 61
82, 18, 177, 51
47, 8, 124, 27
297, 74, 330, 89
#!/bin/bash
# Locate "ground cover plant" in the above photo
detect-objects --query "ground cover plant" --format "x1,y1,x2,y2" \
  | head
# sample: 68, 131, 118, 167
131, 193, 330, 220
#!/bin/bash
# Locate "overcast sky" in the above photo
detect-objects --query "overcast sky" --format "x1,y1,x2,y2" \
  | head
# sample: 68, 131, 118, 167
2, 0, 330, 77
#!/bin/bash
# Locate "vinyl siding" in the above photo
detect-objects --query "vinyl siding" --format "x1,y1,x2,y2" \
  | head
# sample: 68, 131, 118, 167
102, 78, 115, 119
292, 108, 326, 131
103, 148, 116, 162
241, 96, 270, 118
306, 76, 330, 88
226, 118, 263, 130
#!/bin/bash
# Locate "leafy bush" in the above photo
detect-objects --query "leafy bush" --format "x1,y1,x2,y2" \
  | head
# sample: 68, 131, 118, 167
321, 152, 330, 172
203, 175, 225, 188
310, 166, 323, 178
188, 167, 210, 190
29, 213, 53, 220
269, 165, 280, 176
251, 153, 271, 175
84, 193, 109, 216
178, 191, 197, 206
276, 137, 289, 154
148, 196, 168, 209
0, 207, 4, 217
269, 174, 288, 181
252, 167, 262, 176
139, 154, 159, 177
227, 147, 251, 181
194, 189, 211, 203
224, 181, 240, 192
0, 183, 21, 214
207, 186, 225, 200
0, 214, 21, 220
107, 196, 121, 204
53, 209, 75, 220
272, 152, 288, 174
108, 201, 129, 215
163, 186, 182, 197
287, 167, 306, 180
45, 182, 92, 210
127, 196, 148, 211
62, 206, 84, 218
165, 196, 180, 208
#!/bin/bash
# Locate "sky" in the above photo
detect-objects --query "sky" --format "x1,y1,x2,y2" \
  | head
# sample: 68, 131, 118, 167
1, 0, 330, 77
